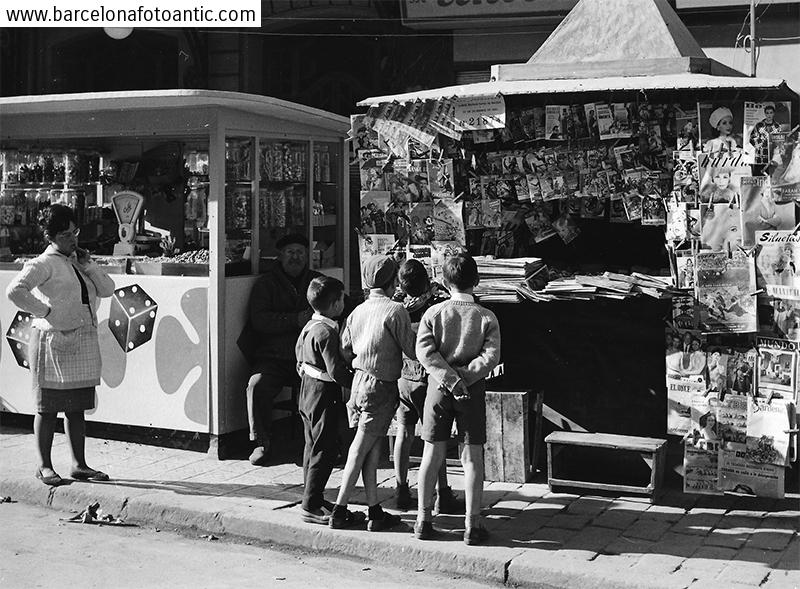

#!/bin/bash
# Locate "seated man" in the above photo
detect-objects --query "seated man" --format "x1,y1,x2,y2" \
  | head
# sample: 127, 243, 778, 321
246, 234, 321, 465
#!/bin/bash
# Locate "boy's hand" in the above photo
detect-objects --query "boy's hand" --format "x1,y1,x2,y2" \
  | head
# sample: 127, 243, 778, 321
450, 381, 471, 401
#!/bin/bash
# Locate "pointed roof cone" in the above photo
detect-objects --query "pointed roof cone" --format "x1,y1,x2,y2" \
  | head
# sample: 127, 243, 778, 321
528, 0, 705, 65
494, 0, 745, 81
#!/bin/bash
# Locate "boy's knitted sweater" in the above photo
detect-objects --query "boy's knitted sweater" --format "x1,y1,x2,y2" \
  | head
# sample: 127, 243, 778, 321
416, 292, 501, 393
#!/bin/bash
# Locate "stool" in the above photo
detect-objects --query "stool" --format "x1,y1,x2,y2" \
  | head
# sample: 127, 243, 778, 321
545, 431, 667, 502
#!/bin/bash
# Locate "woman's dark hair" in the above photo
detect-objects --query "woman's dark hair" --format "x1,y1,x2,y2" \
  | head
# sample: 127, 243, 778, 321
39, 204, 75, 237
398, 259, 429, 298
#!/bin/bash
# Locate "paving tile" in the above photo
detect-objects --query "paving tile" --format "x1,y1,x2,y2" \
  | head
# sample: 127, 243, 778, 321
547, 513, 592, 531
651, 532, 705, 559
671, 512, 723, 536
591, 509, 641, 530
639, 503, 687, 523
733, 547, 784, 566
760, 569, 800, 589
604, 536, 655, 557
565, 496, 614, 516
748, 528, 794, 551
528, 525, 576, 550
564, 525, 622, 553
680, 545, 738, 578
628, 552, 685, 576
622, 518, 672, 542
715, 563, 771, 587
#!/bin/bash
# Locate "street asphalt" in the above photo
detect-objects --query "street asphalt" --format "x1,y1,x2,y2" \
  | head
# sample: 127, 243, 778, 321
0, 423, 797, 589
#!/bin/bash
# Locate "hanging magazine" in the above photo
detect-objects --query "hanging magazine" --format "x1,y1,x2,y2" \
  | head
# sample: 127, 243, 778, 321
718, 449, 785, 498
699, 203, 742, 253
695, 250, 757, 334
743, 101, 791, 166
769, 131, 800, 201
755, 337, 797, 400
697, 153, 749, 205
754, 230, 800, 299
741, 177, 794, 247
746, 397, 792, 466
683, 442, 722, 495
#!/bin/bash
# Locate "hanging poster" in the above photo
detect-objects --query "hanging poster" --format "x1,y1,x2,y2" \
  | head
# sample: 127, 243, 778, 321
699, 204, 741, 252
743, 101, 792, 165
746, 398, 792, 466
727, 348, 757, 396
524, 203, 557, 244
717, 394, 749, 449
755, 337, 797, 399
741, 178, 794, 247
432, 197, 465, 244
718, 449, 785, 498
697, 153, 749, 204
695, 250, 757, 334
754, 230, 800, 299
699, 102, 745, 158
427, 159, 455, 197
359, 190, 390, 234
675, 103, 700, 151
672, 151, 699, 204
768, 130, 800, 201
683, 443, 722, 495
545, 105, 564, 140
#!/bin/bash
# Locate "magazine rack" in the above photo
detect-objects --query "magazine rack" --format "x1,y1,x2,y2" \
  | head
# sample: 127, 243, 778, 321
545, 431, 667, 502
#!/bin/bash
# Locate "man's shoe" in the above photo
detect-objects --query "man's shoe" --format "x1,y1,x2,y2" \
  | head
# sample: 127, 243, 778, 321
301, 505, 333, 525
464, 525, 490, 546
328, 508, 366, 529
434, 486, 465, 515
395, 482, 412, 510
413, 520, 438, 540
366, 511, 402, 532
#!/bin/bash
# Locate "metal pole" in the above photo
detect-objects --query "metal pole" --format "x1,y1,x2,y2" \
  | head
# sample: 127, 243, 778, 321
750, 0, 756, 77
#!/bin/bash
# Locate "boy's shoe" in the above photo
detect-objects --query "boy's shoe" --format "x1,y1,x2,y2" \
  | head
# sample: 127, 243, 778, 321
328, 508, 366, 529
301, 505, 333, 525
366, 511, 403, 532
248, 440, 271, 466
413, 520, 438, 540
434, 486, 465, 515
395, 483, 412, 510
464, 525, 490, 546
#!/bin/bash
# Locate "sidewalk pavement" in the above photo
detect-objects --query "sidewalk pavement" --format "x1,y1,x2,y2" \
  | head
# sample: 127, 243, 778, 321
1, 424, 798, 589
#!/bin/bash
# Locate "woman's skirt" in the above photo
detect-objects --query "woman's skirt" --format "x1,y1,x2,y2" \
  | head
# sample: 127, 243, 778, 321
29, 321, 100, 413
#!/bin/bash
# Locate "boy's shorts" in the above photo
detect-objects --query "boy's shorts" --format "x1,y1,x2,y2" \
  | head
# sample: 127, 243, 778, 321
420, 379, 486, 445
346, 370, 399, 436
396, 378, 427, 427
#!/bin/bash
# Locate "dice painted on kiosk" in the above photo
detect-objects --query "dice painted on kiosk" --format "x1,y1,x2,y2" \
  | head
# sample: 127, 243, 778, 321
5, 311, 34, 369
109, 284, 158, 352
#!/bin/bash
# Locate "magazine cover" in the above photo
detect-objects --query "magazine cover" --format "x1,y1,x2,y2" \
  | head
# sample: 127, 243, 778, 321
513, 175, 529, 203
526, 174, 543, 202
769, 131, 800, 201
743, 101, 792, 165
686, 395, 723, 453
756, 337, 797, 399
666, 328, 707, 380
524, 203, 557, 243
430, 240, 462, 277
699, 102, 745, 157
594, 103, 616, 140
675, 103, 700, 151
359, 190, 391, 234
683, 443, 722, 495
613, 144, 638, 170
350, 114, 380, 158
610, 103, 633, 138
675, 252, 696, 290
552, 212, 580, 244
580, 193, 607, 220
545, 105, 564, 140
666, 201, 688, 242
427, 159, 454, 196
672, 293, 700, 329
641, 195, 666, 226
686, 207, 702, 240
463, 199, 483, 230
672, 151, 699, 204
432, 196, 465, 243
622, 191, 642, 221
718, 449, 785, 498
697, 153, 749, 204
695, 250, 757, 334
772, 299, 800, 340
409, 202, 435, 244
717, 394, 749, 449
357, 234, 398, 287
481, 198, 502, 229
727, 348, 757, 396
569, 104, 590, 141
502, 153, 525, 176
707, 346, 729, 396
407, 244, 434, 277
584, 103, 601, 141
754, 230, 800, 299
481, 175, 498, 200
746, 398, 792, 466
741, 178, 794, 246
666, 376, 703, 436
699, 204, 742, 252
359, 150, 388, 191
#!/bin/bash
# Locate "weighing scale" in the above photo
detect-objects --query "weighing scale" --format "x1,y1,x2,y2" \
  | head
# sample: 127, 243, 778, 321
111, 190, 152, 256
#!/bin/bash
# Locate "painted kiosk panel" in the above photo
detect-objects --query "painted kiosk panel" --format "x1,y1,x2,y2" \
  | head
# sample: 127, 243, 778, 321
0, 90, 349, 451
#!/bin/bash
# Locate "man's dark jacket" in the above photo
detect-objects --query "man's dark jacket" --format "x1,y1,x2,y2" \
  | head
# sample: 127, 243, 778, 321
245, 261, 321, 363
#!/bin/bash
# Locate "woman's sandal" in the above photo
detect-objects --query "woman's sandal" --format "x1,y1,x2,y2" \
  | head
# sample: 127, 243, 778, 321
70, 467, 110, 482
35, 467, 63, 487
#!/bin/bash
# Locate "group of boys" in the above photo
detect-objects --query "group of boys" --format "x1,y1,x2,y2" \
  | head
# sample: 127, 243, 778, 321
294, 252, 501, 545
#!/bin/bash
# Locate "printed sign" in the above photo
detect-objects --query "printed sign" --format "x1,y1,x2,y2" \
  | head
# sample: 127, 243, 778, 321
454, 96, 506, 131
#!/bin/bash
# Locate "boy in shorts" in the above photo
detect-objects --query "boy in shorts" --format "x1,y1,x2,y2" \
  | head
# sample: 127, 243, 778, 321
329, 255, 416, 531
414, 253, 501, 545
392, 259, 464, 515
295, 276, 361, 526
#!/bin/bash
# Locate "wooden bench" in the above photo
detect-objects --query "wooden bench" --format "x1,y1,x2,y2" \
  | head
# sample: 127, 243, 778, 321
545, 431, 667, 502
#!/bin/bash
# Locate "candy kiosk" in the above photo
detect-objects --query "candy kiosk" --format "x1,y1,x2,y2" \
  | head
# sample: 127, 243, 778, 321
0, 90, 350, 454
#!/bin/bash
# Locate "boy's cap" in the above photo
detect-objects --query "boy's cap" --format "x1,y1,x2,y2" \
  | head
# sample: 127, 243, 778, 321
362, 255, 398, 289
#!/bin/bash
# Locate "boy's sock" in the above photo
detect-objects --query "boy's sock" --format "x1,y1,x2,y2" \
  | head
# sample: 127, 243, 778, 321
368, 504, 384, 520
466, 514, 480, 529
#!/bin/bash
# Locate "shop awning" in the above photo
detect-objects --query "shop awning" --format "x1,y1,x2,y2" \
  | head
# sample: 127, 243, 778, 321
357, 73, 791, 107
0, 89, 350, 133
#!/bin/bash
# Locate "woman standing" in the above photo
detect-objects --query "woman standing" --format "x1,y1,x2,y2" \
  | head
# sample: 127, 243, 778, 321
6, 204, 115, 486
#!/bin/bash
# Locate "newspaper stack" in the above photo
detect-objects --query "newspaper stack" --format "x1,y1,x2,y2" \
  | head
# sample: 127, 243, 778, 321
473, 256, 547, 303
516, 270, 676, 302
